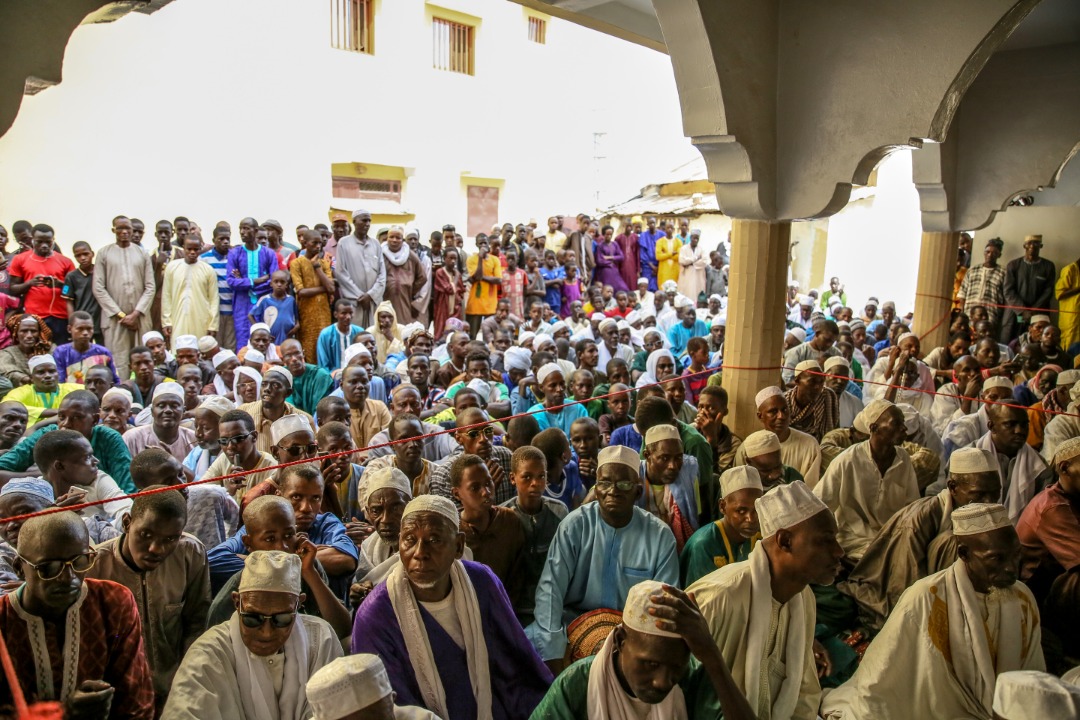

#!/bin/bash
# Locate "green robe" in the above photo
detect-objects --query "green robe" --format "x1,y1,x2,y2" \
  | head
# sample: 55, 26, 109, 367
530, 652, 724, 720
287, 363, 334, 416
680, 519, 760, 586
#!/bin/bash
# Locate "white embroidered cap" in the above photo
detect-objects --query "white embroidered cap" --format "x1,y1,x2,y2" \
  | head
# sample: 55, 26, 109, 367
661, 280, 678, 293
787, 327, 807, 343
794, 360, 821, 378
622, 580, 680, 639
142, 330, 164, 344
754, 386, 784, 408
196, 395, 235, 417
361, 467, 412, 507
1057, 369, 1080, 386
895, 332, 917, 347
756, 481, 829, 538
983, 376, 1014, 391
238, 550, 301, 595
212, 349, 237, 368
27, 355, 56, 371
173, 334, 199, 351
342, 344, 370, 366
401, 494, 459, 528
952, 502, 1011, 537
1053, 436, 1080, 465
1029, 314, 1052, 325
536, 363, 563, 385
308, 655, 394, 720
249, 322, 272, 336
265, 366, 293, 389
152, 383, 184, 401
270, 414, 312, 445
824, 355, 850, 372
860, 399, 895, 427
674, 295, 694, 309
950, 447, 999, 475
517, 331, 536, 347
245, 349, 266, 364
992, 670, 1080, 719
644, 424, 680, 446
597, 445, 640, 473
720, 466, 763, 498
598, 318, 618, 333
742, 430, 781, 458
197, 335, 218, 354
590, 313, 606, 322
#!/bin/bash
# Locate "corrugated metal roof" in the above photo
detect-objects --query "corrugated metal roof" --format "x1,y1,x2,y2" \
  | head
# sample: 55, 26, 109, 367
601, 191, 720, 217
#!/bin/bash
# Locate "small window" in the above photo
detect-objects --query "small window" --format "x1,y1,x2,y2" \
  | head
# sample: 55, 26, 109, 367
433, 17, 474, 75
330, 0, 373, 54
332, 177, 402, 202
527, 16, 546, 44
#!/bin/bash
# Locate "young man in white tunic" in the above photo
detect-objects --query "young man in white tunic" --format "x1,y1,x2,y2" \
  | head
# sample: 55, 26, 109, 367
821, 503, 1045, 720
813, 399, 919, 563
163, 550, 343, 720
688, 481, 845, 720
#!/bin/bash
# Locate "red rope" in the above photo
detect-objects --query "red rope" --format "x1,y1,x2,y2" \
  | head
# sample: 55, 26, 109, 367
917, 292, 1075, 315
0, 624, 28, 717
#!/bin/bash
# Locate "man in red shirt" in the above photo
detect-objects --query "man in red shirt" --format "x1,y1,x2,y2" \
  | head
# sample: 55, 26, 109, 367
9, 223, 75, 344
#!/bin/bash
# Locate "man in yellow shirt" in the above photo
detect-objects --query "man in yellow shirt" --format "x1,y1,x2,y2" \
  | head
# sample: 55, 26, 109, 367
465, 236, 503, 338
1055, 254, 1080, 350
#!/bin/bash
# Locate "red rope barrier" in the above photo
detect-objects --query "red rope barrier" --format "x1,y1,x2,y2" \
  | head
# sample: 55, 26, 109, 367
917, 292, 1075, 315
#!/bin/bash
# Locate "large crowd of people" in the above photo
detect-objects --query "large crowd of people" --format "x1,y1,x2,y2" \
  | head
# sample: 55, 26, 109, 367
0, 213, 1076, 719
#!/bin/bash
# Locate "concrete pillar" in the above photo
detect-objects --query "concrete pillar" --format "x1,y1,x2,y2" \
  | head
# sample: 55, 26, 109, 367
913, 231, 959, 349
722, 219, 791, 438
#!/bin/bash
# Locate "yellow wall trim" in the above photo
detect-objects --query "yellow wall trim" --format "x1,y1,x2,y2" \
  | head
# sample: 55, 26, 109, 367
331, 162, 407, 181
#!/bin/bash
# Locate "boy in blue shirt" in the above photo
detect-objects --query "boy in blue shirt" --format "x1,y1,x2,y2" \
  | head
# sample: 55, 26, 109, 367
250, 270, 297, 345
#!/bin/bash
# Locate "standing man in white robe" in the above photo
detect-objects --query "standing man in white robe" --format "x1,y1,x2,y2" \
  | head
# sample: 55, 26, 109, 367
677, 229, 708, 303
335, 210, 385, 328
93, 215, 156, 378
161, 235, 220, 348
822, 503, 1045, 720
163, 550, 342, 720
688, 481, 845, 720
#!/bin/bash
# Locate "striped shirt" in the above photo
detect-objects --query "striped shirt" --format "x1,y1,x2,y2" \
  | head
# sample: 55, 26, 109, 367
200, 248, 233, 315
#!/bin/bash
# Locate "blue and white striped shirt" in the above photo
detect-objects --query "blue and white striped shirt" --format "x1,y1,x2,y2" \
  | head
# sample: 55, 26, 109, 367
200, 248, 233, 315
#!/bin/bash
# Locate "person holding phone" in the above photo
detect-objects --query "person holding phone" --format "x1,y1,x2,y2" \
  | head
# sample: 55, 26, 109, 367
8, 223, 75, 345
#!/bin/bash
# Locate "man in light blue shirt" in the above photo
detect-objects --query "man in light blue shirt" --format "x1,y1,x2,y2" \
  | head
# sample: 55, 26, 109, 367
529, 363, 587, 436
667, 298, 709, 359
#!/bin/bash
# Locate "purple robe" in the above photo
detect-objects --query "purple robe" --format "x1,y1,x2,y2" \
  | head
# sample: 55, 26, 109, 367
616, 232, 640, 293
226, 244, 279, 348
594, 240, 628, 292
352, 561, 552, 720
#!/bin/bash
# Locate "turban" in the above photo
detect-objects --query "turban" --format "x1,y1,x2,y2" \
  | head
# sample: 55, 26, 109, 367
504, 347, 532, 372
661, 280, 678, 293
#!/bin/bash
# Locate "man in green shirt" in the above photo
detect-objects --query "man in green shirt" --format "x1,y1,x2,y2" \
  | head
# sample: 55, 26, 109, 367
680, 466, 764, 586
0, 389, 133, 493
280, 338, 333, 416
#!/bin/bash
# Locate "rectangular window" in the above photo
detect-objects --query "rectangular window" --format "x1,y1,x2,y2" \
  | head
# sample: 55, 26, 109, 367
466, 185, 499, 237
433, 17, 474, 75
330, 0, 373, 54
527, 16, 546, 44
332, 177, 401, 202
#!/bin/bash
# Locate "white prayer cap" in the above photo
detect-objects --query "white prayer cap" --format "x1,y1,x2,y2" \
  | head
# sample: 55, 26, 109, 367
245, 349, 266, 364
622, 580, 680, 639
174, 334, 199, 351
308, 655, 394, 720
625, 310, 642, 325
534, 336, 556, 352
993, 670, 1080, 719
827, 295, 842, 307
197, 335, 218, 354
1057, 369, 1080, 386
720, 466, 763, 498
549, 320, 569, 335
401, 322, 427, 343
238, 550, 301, 596
637, 277, 649, 286
793, 360, 820, 378
788, 280, 800, 289
895, 332, 917, 346
797, 294, 812, 306
517, 331, 536, 347
250, 322, 272, 336
616, 320, 631, 332
1071, 381, 1080, 404
709, 294, 723, 303
644, 424, 680, 446
860, 399, 895, 427
467, 378, 492, 399
27, 355, 55, 371
711, 315, 726, 328
197, 395, 235, 417
1029, 314, 1052, 325
352, 208, 370, 220
504, 347, 532, 372
598, 318, 618, 333
590, 312, 606, 322
982, 376, 1013, 390
102, 387, 133, 405
152, 383, 184, 402
1054, 436, 1080, 465
536, 363, 563, 385
661, 280, 678, 293
0, 477, 54, 503
952, 502, 1011, 537
742, 430, 781, 458
401, 494, 459, 528
824, 355, 850, 372
212, 349, 237, 368
836, 321, 850, 330
674, 295, 694, 309
786, 327, 806, 343
142, 331, 164, 344
755, 386, 784, 408
641, 307, 656, 320
950, 447, 999, 475
1063, 665, 1080, 685
265, 365, 293, 389
896, 402, 919, 434
270, 414, 312, 445
342, 344, 370, 366
756, 481, 829, 539
598, 445, 640, 473
361, 467, 412, 506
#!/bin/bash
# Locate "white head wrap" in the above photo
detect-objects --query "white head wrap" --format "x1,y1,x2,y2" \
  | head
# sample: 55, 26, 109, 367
401, 322, 427, 343
625, 310, 641, 325
534, 336, 556, 352
212, 349, 238, 368
174, 334, 199, 351
342, 344, 370, 366
644, 424, 680, 446
755, 386, 784, 408
622, 580, 680, 639
950, 447, 999, 475
756, 481, 828, 538
503, 347, 532, 372
361, 467, 412, 506
661, 280, 678, 293
536, 363, 563, 385
597, 445, 641, 473
249, 322, 272, 337
152, 383, 185, 401
233, 366, 262, 401
952, 502, 1012, 536
711, 315, 727, 328
238, 550, 301, 595
27, 355, 56, 371
142, 330, 164, 344
270, 414, 312, 445
674, 295, 694, 310
720, 466, 763, 498
549, 320, 569, 336
308, 655, 394, 720
742, 430, 781, 458
401, 495, 460, 528
517, 331, 536, 348
993, 670, 1080, 719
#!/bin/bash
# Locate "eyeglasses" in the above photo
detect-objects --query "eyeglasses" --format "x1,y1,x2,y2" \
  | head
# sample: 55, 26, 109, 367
238, 600, 299, 629
219, 432, 254, 447
594, 480, 639, 493
280, 444, 318, 458
463, 426, 494, 440
17, 550, 97, 580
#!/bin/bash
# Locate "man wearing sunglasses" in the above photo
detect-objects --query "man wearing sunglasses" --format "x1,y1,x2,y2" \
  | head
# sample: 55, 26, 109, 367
429, 406, 514, 505
166, 550, 343, 720
0, 510, 155, 717
204, 408, 278, 504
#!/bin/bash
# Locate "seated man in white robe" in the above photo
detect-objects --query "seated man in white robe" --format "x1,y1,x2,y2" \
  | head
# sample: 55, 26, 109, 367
838, 447, 1002, 631
822, 503, 1045, 720
734, 387, 820, 487
530, 580, 758, 720
813, 399, 919, 563
992, 670, 1080, 720
930, 354, 983, 434
306, 654, 438, 720
738, 429, 804, 489
978, 403, 1053, 524
941, 376, 1015, 464
163, 550, 343, 720
689, 481, 845, 720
